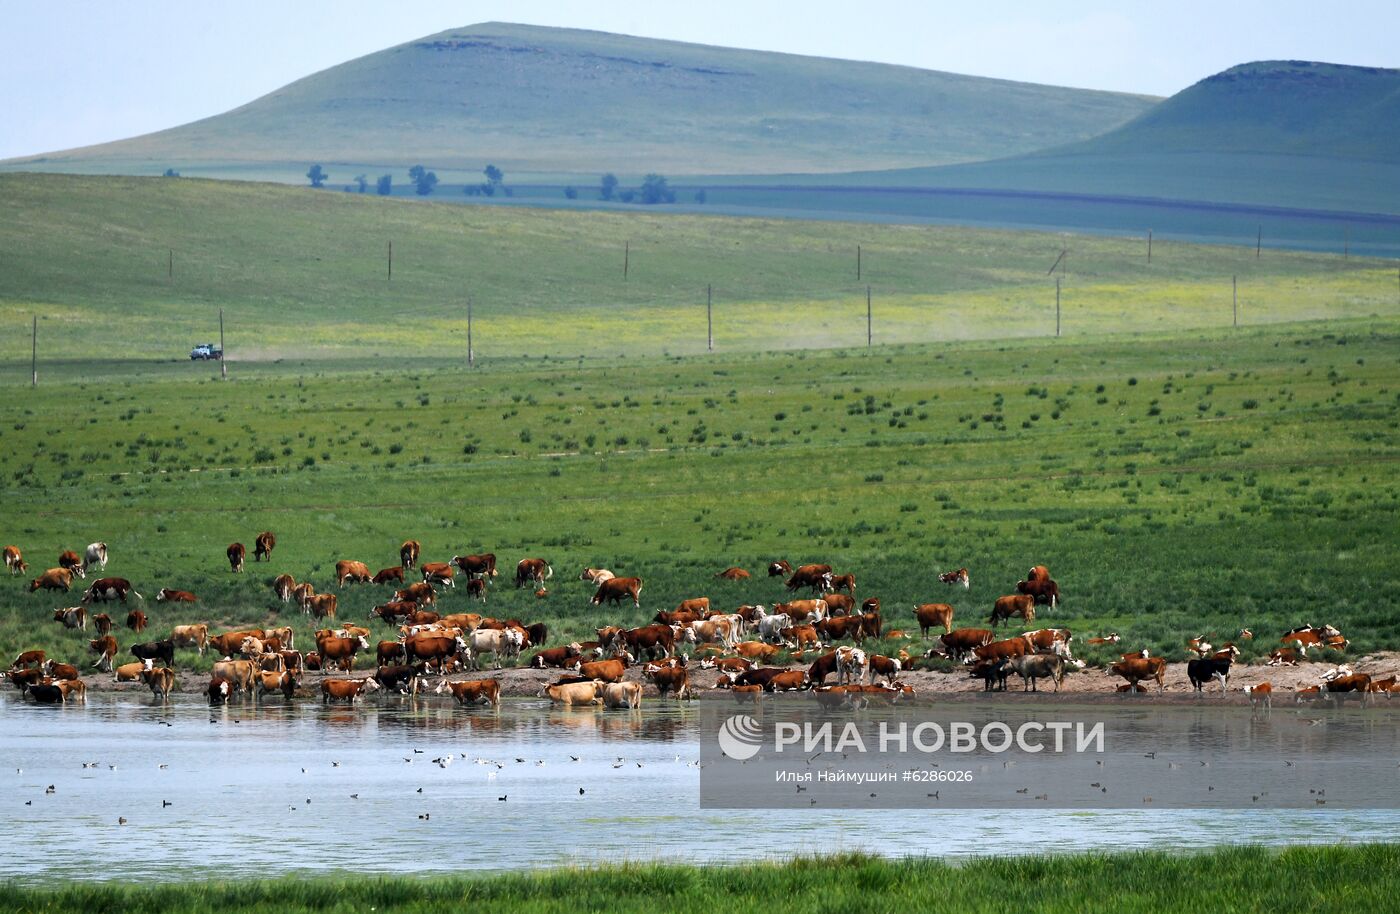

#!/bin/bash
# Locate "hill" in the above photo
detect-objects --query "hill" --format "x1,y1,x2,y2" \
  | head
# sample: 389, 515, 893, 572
0, 173, 1394, 368
0, 22, 1156, 179
798, 61, 1400, 214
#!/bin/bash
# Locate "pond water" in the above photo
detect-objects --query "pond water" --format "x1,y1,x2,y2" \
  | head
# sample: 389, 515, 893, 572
2, 694, 1394, 883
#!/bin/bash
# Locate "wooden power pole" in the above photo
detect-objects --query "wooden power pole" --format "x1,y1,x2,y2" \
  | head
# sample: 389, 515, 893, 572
1233, 275, 1238, 328
31, 316, 37, 388
866, 285, 872, 347
467, 296, 475, 368
706, 284, 713, 352
219, 308, 227, 380
1055, 278, 1061, 337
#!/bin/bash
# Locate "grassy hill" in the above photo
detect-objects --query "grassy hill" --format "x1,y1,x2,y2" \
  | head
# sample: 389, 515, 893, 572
797, 61, 1400, 215
0, 173, 1395, 369
0, 22, 1156, 179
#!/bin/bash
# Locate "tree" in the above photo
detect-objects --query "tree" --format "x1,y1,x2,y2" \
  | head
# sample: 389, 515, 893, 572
564, 186, 578, 200
639, 174, 675, 205
483, 164, 503, 187
376, 174, 392, 196
600, 173, 618, 201
694, 189, 707, 204
307, 164, 328, 188
354, 174, 368, 193
408, 164, 438, 196
162, 168, 180, 177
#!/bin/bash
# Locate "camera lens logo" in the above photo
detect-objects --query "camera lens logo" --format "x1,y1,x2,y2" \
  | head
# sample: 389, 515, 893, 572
717, 714, 764, 760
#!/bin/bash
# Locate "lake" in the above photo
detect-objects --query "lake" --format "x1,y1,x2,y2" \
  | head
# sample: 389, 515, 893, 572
2, 693, 1394, 883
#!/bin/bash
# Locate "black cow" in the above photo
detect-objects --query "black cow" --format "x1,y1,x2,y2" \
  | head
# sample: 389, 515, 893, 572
1187, 657, 1232, 693
131, 639, 176, 668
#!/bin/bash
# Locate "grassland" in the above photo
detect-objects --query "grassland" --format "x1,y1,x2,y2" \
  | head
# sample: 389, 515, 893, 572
1, 313, 1397, 675
2, 846, 1396, 913
2, 174, 1397, 372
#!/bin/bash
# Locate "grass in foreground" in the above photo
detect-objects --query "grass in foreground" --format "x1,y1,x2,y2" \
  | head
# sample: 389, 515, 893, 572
2, 846, 1396, 913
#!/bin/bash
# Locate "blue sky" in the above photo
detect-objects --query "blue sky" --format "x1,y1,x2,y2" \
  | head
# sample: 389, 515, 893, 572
2, 0, 1396, 160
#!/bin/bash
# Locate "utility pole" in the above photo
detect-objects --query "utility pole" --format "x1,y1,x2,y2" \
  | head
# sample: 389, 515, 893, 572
1055, 278, 1061, 337
706, 284, 713, 352
31, 316, 37, 388
1256, 226, 1262, 259
1147, 230, 1152, 263
388, 241, 392, 281
624, 241, 629, 280
168, 249, 173, 281
219, 308, 227, 380
857, 244, 862, 281
1233, 275, 1238, 328
866, 285, 872, 348
467, 296, 475, 368
1344, 227, 1350, 261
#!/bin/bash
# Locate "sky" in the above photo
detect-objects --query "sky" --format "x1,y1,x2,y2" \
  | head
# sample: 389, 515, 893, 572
2, 0, 1397, 161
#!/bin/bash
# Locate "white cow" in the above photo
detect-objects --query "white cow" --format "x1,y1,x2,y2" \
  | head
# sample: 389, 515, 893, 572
465, 628, 524, 670
83, 542, 108, 574
836, 646, 867, 685
755, 610, 794, 645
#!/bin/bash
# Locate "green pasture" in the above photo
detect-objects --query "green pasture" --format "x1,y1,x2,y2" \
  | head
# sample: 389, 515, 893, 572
0, 317, 1397, 674
1, 174, 1396, 372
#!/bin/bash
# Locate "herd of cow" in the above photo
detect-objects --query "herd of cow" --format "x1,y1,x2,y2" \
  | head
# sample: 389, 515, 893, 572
2, 540, 1391, 710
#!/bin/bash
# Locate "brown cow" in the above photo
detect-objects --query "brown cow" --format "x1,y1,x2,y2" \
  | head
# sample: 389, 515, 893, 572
321, 678, 381, 704
209, 629, 267, 659
453, 553, 498, 578
142, 666, 177, 701
371, 601, 418, 624
155, 588, 197, 603
531, 644, 582, 669
126, 609, 147, 633
828, 573, 856, 595
777, 599, 828, 623
767, 560, 793, 577
421, 562, 456, 587
735, 641, 781, 662
58, 550, 85, 578
816, 616, 864, 643
578, 657, 628, 683
11, 649, 45, 670
937, 628, 995, 662
1016, 575, 1060, 607
400, 540, 421, 569
373, 567, 405, 585
675, 597, 710, 614
44, 661, 80, 681
591, 576, 643, 608
88, 635, 118, 669
466, 578, 488, 603
764, 669, 808, 693
253, 532, 276, 563
780, 625, 822, 650
376, 640, 406, 666
1109, 656, 1167, 692
436, 678, 501, 707
973, 637, 1035, 663
315, 633, 369, 672
806, 651, 840, 685
990, 594, 1036, 627
394, 582, 436, 605
3, 545, 26, 576
211, 659, 258, 694
292, 582, 316, 610
335, 560, 372, 586
28, 567, 73, 593
402, 633, 467, 671
541, 680, 601, 706
271, 574, 296, 602
822, 593, 855, 615
785, 564, 833, 594
514, 558, 552, 588
654, 609, 701, 626
308, 593, 339, 621
716, 567, 751, 580
170, 624, 209, 655
914, 603, 954, 637
227, 543, 246, 573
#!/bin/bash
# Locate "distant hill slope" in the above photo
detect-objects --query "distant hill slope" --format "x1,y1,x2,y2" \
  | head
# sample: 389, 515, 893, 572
1, 22, 1156, 178
802, 61, 1400, 213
